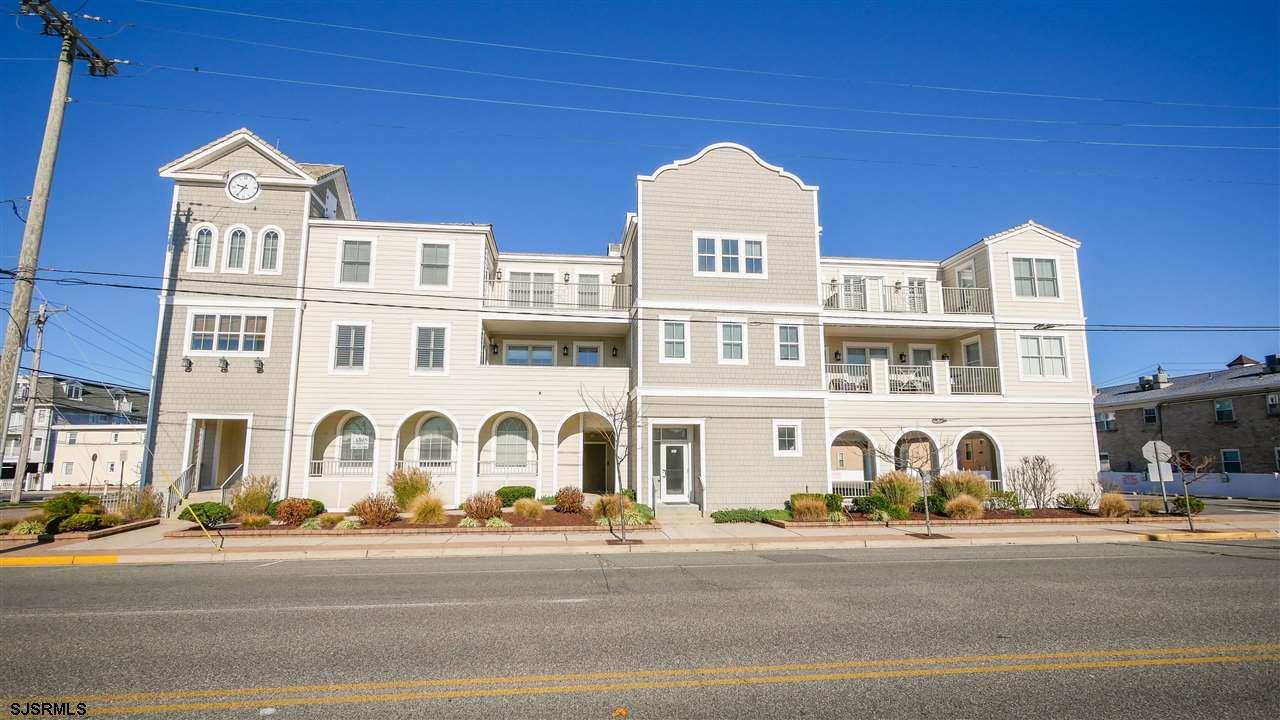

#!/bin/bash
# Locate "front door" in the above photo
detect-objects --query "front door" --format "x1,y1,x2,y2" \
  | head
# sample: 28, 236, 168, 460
582, 442, 608, 494
661, 442, 689, 502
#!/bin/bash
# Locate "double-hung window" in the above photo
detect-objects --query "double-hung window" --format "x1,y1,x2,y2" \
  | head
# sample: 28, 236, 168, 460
190, 314, 216, 351
258, 229, 281, 272
333, 324, 368, 371
693, 232, 766, 276
418, 242, 450, 287
1214, 398, 1234, 422
62, 462, 74, 476
1012, 257, 1059, 298
720, 238, 740, 273
744, 239, 764, 274
1018, 334, 1067, 378
718, 320, 746, 364
1094, 411, 1116, 432
696, 237, 716, 272
1143, 407, 1159, 425
190, 312, 269, 355
660, 319, 689, 363
216, 316, 242, 351
1220, 449, 1242, 474
775, 321, 803, 366
224, 228, 249, 272
413, 326, 447, 372
66, 432, 77, 445
574, 343, 601, 367
339, 240, 372, 284
773, 420, 802, 457
1267, 393, 1279, 416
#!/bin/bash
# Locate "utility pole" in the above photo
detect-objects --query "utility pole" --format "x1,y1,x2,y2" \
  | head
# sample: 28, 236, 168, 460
10, 303, 67, 502
0, 1, 120, 479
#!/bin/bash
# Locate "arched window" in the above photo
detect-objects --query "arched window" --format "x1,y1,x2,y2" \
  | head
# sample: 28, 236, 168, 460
192, 228, 213, 268
418, 417, 454, 464
339, 415, 373, 464
226, 229, 248, 270
259, 230, 280, 271
495, 416, 529, 467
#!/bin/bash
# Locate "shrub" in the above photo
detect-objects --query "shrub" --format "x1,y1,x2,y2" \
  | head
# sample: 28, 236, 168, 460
791, 497, 828, 522
590, 494, 633, 522
870, 471, 922, 514
457, 517, 481, 528
762, 509, 792, 522
1016, 507, 1033, 518
57, 513, 101, 532
1171, 496, 1205, 515
787, 493, 822, 511
912, 495, 947, 516
317, 512, 346, 529
485, 517, 513, 528
0, 519, 16, 532
944, 494, 984, 520
1098, 493, 1130, 518
44, 492, 100, 519
230, 475, 276, 516
270, 498, 314, 526
495, 485, 536, 507
388, 467, 433, 509
350, 494, 400, 527
334, 518, 362, 530
512, 497, 544, 520
1056, 492, 1092, 511
554, 486, 585, 514
409, 495, 448, 525
299, 517, 321, 529
710, 508, 768, 523
1007, 456, 1059, 508
22, 510, 44, 523
621, 488, 637, 502
267, 498, 325, 519
934, 471, 992, 502
461, 492, 502, 521
1137, 499, 1162, 517
594, 504, 649, 528
538, 495, 556, 505
238, 513, 271, 529
99, 512, 124, 528
985, 490, 1021, 512
178, 501, 232, 526
867, 508, 892, 523
120, 488, 162, 520
9, 519, 47, 535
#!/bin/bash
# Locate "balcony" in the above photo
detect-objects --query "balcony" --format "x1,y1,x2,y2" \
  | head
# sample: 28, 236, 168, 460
949, 366, 1001, 395
888, 364, 933, 393
825, 363, 871, 393
825, 359, 1001, 395
309, 459, 374, 478
941, 287, 993, 314
820, 281, 992, 316
483, 279, 630, 312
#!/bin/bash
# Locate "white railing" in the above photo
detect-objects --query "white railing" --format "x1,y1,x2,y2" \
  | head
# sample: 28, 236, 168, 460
477, 459, 538, 476
825, 363, 872, 393
164, 462, 196, 517
941, 287, 993, 314
949, 366, 1001, 394
483, 280, 631, 311
309, 459, 374, 477
831, 479, 873, 498
889, 364, 933, 393
219, 463, 244, 506
395, 459, 457, 476
882, 286, 928, 313
820, 282, 868, 311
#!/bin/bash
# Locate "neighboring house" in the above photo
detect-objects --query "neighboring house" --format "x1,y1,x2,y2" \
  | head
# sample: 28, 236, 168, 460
1094, 354, 1280, 498
47, 424, 147, 490
2, 373, 148, 489
146, 129, 1099, 511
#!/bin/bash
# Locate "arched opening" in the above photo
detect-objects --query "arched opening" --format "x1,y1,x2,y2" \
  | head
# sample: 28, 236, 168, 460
394, 411, 458, 479
830, 430, 876, 497
476, 411, 540, 491
309, 410, 376, 478
557, 412, 616, 495
956, 431, 1000, 490
894, 431, 938, 477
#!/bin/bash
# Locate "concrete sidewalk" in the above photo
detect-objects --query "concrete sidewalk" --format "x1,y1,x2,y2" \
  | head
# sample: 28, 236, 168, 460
2, 513, 1276, 565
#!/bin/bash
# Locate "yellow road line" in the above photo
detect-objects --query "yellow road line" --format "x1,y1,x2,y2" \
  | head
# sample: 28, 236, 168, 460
0, 555, 118, 567
90, 653, 1280, 716
71, 642, 1280, 704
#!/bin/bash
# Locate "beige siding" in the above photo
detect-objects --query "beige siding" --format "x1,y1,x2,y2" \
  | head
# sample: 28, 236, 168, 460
169, 182, 308, 289
194, 144, 301, 179
987, 227, 1084, 321
640, 308, 822, 389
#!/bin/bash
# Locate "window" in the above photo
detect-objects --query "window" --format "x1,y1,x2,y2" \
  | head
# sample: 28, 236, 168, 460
910, 346, 934, 366
339, 415, 373, 463
413, 326, 447, 372
66, 431, 77, 445
1220, 449, 1242, 474
775, 321, 803, 366
692, 232, 767, 277
189, 312, 268, 355
105, 461, 115, 474
16, 383, 28, 400
744, 239, 764, 274
190, 226, 214, 270
1018, 334, 1067, 378
507, 272, 555, 308
718, 320, 746, 364
258, 229, 281, 272
845, 346, 890, 365
696, 237, 716, 272
216, 316, 242, 351
418, 242, 450, 287
574, 343, 601, 367
773, 420, 802, 457
224, 228, 248, 271
1012, 257, 1059, 298
956, 263, 976, 289
34, 408, 49, 425
190, 314, 215, 351
242, 316, 267, 352
418, 417, 454, 465
62, 462, 73, 476
333, 324, 368, 371
64, 383, 82, 400
720, 238, 739, 273
495, 417, 530, 467
339, 240, 372, 283
32, 437, 42, 452
1214, 398, 1234, 422
504, 343, 554, 366
1143, 407, 1159, 425
962, 340, 982, 367
1099, 452, 1110, 471
576, 274, 600, 308
1095, 411, 1116, 432
1267, 393, 1279, 416
111, 432, 120, 444
660, 319, 689, 363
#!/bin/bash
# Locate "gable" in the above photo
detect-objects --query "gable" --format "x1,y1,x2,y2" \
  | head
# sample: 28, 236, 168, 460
159, 128, 315, 186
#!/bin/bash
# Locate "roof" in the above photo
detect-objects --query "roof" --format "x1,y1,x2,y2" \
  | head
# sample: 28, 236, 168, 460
1094, 361, 1280, 408
15, 373, 149, 422
298, 163, 345, 181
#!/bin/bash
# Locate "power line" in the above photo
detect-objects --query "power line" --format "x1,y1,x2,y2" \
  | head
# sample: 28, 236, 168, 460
143, 64, 1280, 153
134, 0, 1280, 113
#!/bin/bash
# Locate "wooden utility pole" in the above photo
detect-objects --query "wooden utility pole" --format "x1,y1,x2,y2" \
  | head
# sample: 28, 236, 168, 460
0, 1, 120, 489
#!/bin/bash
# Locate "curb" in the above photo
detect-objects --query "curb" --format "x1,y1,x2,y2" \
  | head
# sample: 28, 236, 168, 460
163, 520, 662, 538
1143, 530, 1278, 542
0, 554, 119, 567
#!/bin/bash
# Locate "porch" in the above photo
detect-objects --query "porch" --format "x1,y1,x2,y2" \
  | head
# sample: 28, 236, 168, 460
823, 330, 1001, 396
820, 279, 992, 315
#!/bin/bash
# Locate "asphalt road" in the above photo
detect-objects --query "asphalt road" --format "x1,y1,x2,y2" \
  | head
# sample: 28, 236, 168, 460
2, 542, 1278, 719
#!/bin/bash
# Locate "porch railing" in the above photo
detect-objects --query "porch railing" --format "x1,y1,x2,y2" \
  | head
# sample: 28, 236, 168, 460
889, 364, 933, 393
831, 479, 873, 499
477, 459, 538, 477
949, 366, 1001, 394
219, 463, 244, 506
882, 286, 928, 313
941, 287, 993, 314
825, 363, 871, 393
820, 282, 868, 311
482, 280, 631, 311
395, 459, 457, 476
164, 462, 196, 517
309, 459, 374, 477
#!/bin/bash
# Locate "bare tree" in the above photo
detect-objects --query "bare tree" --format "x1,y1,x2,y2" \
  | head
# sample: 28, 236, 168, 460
866, 430, 956, 536
578, 384, 634, 542
1006, 455, 1059, 509
1173, 453, 1214, 532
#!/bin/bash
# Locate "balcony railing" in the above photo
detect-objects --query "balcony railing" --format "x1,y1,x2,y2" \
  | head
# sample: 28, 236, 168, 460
888, 364, 933, 393
477, 459, 538, 477
882, 286, 928, 313
941, 287, 993, 314
821, 283, 867, 311
949, 366, 1001, 395
483, 280, 630, 311
309, 459, 374, 477
395, 459, 457, 476
831, 479, 873, 498
826, 363, 871, 393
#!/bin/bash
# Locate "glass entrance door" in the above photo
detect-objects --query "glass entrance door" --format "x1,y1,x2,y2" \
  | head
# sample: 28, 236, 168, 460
661, 443, 687, 499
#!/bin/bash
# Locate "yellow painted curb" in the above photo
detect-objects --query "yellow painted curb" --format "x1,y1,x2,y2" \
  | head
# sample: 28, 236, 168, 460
1144, 531, 1277, 542
0, 554, 119, 567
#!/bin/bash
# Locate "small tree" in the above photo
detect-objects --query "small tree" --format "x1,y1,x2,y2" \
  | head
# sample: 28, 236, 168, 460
579, 384, 634, 542
1173, 453, 1214, 532
1007, 455, 1059, 509
867, 430, 955, 536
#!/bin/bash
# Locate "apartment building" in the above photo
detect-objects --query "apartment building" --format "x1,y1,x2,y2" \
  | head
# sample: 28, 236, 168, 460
145, 129, 1099, 511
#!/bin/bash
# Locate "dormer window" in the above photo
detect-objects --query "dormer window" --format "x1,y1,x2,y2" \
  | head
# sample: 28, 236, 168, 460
64, 382, 83, 401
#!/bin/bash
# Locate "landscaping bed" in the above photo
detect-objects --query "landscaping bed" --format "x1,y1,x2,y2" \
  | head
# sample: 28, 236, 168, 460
766, 509, 1192, 528
166, 510, 660, 537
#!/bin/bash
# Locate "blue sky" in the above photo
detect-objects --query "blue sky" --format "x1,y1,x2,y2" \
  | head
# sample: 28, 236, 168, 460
2, 0, 1277, 391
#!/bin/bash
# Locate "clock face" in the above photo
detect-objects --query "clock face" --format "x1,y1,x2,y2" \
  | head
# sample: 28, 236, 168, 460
227, 172, 259, 201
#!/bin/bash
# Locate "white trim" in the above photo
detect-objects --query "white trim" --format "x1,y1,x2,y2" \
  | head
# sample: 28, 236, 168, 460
181, 307, 274, 358
841, 342, 892, 365
658, 315, 691, 364
498, 251, 622, 265
500, 339, 557, 367
773, 318, 805, 367
415, 237, 455, 291
472, 408, 543, 494
959, 335, 983, 366
186, 222, 218, 273
639, 142, 818, 192
639, 387, 830, 400
715, 316, 749, 365
179, 412, 253, 494
821, 257, 940, 269
221, 224, 252, 273
1014, 331, 1072, 382
1007, 254, 1065, 302
302, 407, 381, 497
1219, 448, 1243, 473
329, 320, 372, 375
691, 231, 769, 279
169, 295, 298, 309
772, 419, 803, 458
334, 235, 376, 287
647, 417, 706, 505
907, 343, 937, 365
311, 217, 493, 240
223, 170, 261, 204
638, 299, 818, 314
254, 225, 285, 275
571, 341, 604, 368
159, 129, 317, 184
409, 322, 450, 376
142, 184, 181, 486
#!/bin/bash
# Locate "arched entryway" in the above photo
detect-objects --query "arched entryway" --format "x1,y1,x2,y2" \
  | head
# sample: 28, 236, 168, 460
829, 430, 876, 497
394, 411, 459, 479
475, 410, 540, 493
557, 411, 616, 494
956, 430, 1001, 490
894, 430, 938, 477
310, 410, 377, 478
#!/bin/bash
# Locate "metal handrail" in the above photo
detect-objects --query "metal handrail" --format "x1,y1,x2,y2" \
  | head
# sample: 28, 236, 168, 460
164, 462, 196, 517
219, 463, 244, 506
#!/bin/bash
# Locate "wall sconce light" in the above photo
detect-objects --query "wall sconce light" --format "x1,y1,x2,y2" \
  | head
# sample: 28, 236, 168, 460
490, 342, 499, 355
182, 358, 193, 372
611, 346, 618, 358
562, 345, 569, 357
495, 269, 503, 280
218, 357, 229, 373
833, 351, 842, 362
563, 272, 571, 283
255, 358, 265, 373
898, 353, 908, 363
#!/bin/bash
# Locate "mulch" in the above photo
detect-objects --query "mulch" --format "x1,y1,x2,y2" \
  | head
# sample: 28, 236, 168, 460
862, 508, 1099, 522
388, 509, 598, 529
